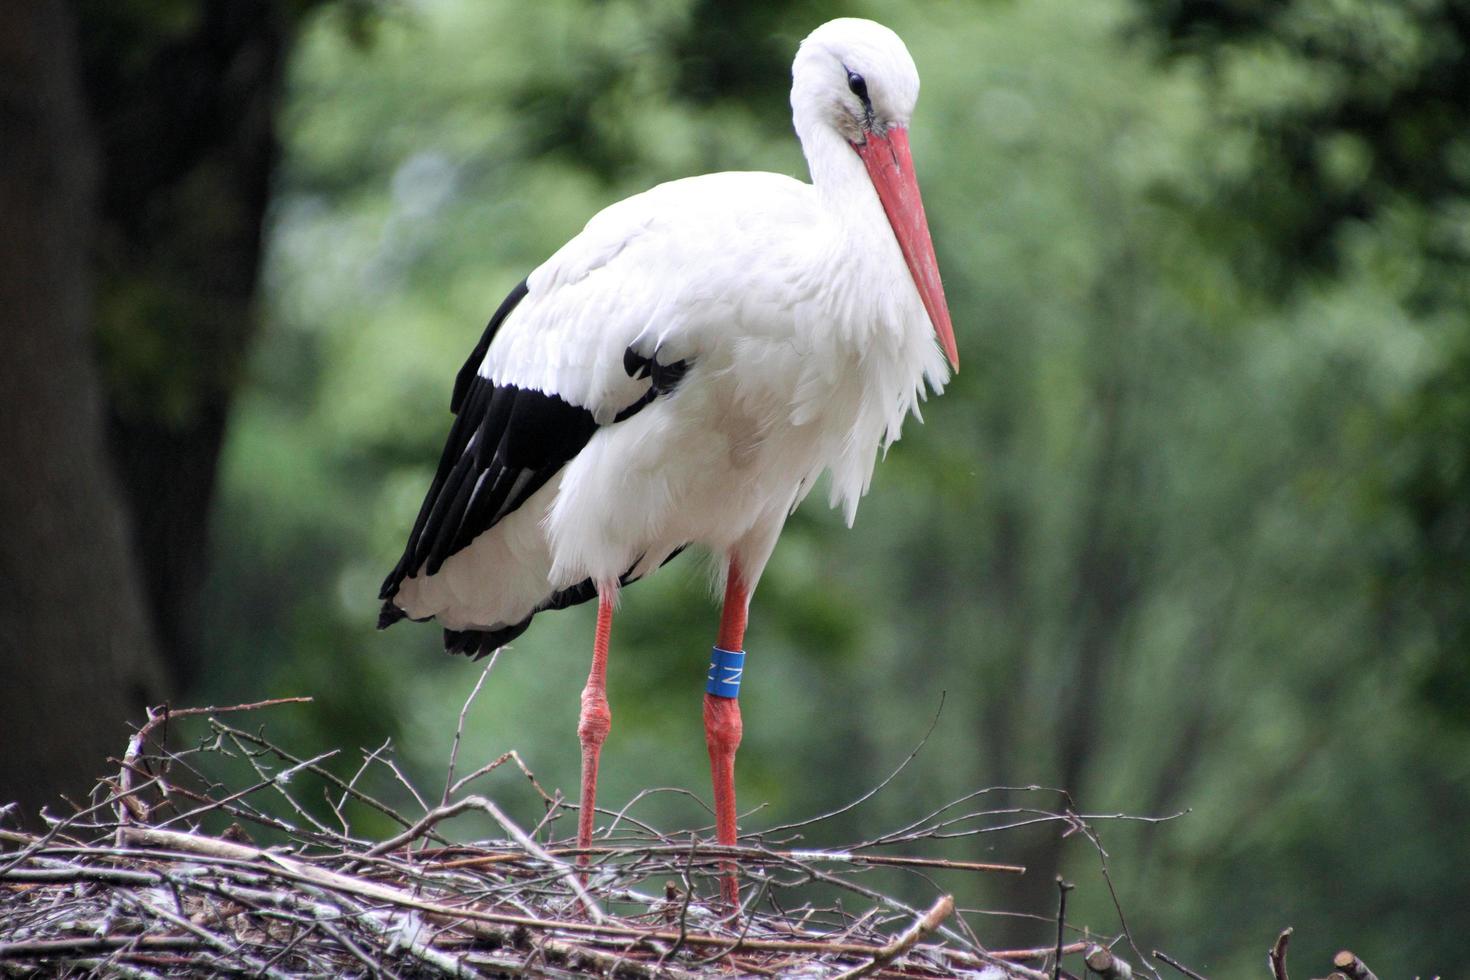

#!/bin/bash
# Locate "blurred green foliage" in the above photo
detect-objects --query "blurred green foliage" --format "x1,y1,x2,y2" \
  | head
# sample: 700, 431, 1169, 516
195, 0, 1469, 973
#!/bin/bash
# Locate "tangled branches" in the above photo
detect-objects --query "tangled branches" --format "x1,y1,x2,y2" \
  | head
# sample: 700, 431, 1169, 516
0, 697, 1176, 978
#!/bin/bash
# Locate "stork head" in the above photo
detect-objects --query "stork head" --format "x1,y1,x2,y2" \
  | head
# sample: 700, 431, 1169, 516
792, 19, 958, 372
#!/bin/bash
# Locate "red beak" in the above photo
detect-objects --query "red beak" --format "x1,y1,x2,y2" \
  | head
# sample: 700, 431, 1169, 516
854, 127, 959, 371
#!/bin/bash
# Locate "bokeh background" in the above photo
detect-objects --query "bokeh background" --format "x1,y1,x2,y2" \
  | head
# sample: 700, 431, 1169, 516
4, 0, 1469, 974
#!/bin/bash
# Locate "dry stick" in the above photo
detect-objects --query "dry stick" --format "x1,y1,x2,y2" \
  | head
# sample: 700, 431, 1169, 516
760, 692, 945, 837
1052, 877, 1075, 980
831, 908, 883, 947
253, 921, 322, 977
767, 855, 999, 977
0, 937, 202, 958
528, 787, 567, 839
1086, 944, 1135, 980
0, 866, 165, 886
722, 837, 998, 968
459, 949, 551, 976
1270, 927, 1293, 980
115, 706, 162, 843
1153, 948, 1209, 980
653, 835, 700, 970
726, 956, 780, 977
334, 740, 389, 837
949, 950, 1053, 980
600, 785, 711, 841
361, 795, 605, 924
990, 942, 1091, 962
444, 654, 499, 808
69, 960, 165, 980
449, 749, 553, 804
830, 894, 954, 980
437, 843, 1024, 875
1331, 950, 1379, 980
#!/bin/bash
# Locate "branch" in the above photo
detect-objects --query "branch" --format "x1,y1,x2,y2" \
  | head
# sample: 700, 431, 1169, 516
1153, 948, 1209, 980
831, 894, 954, 980
1086, 944, 1135, 979
1331, 950, 1379, 980
1270, 927, 1292, 980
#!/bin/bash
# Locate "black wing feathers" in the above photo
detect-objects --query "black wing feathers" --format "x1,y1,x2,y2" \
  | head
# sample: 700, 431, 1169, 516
380, 279, 533, 601
380, 379, 604, 598
439, 547, 687, 660
452, 279, 528, 414
379, 277, 697, 655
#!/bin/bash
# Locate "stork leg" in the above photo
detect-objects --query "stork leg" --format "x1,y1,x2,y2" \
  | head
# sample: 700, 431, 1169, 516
577, 593, 615, 860
705, 561, 748, 909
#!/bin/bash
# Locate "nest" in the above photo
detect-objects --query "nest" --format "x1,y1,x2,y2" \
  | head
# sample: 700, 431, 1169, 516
0, 696, 1183, 979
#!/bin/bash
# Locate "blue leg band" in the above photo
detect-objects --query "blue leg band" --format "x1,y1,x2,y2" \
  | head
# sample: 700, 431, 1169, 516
706, 647, 745, 699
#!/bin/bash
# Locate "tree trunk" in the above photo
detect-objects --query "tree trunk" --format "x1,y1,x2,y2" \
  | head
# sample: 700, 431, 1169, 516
77, 0, 292, 687
0, 0, 168, 821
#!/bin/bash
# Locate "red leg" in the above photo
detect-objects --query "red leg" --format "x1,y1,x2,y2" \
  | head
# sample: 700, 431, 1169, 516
577, 593, 614, 859
705, 561, 748, 908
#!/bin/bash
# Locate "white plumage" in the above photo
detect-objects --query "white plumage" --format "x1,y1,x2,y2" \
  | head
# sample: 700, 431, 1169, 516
381, 17, 956, 655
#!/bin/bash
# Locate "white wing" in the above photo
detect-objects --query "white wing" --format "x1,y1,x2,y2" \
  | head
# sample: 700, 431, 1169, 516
483, 171, 831, 420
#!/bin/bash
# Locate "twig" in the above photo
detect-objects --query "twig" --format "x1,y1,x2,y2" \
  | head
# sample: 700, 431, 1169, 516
444, 654, 499, 808
1269, 927, 1292, 980
830, 894, 954, 980
438, 842, 1024, 875
0, 937, 202, 957
760, 692, 945, 836
1052, 877, 1074, 980
1153, 948, 1209, 979
1331, 950, 1379, 980
1086, 944, 1135, 979
0, 866, 164, 886
654, 835, 700, 970
450, 749, 554, 808
988, 942, 1090, 962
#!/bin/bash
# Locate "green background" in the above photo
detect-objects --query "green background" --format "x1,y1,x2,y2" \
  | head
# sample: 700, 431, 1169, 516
187, 0, 1470, 973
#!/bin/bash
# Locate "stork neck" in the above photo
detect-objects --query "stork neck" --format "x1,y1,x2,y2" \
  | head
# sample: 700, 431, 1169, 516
800, 122, 883, 219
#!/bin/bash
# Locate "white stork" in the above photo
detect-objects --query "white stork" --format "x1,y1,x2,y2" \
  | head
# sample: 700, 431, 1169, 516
379, 17, 957, 905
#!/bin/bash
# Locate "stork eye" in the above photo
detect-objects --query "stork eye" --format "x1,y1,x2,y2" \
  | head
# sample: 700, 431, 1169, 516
846, 70, 871, 108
